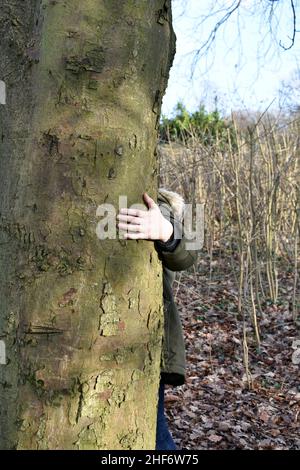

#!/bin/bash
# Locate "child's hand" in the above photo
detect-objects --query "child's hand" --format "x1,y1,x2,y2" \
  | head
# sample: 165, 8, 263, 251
117, 192, 173, 242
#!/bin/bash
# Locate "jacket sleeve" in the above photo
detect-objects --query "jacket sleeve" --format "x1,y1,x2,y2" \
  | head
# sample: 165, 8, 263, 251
154, 201, 199, 272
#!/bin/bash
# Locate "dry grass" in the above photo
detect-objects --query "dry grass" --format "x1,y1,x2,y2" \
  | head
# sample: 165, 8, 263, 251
159, 111, 300, 383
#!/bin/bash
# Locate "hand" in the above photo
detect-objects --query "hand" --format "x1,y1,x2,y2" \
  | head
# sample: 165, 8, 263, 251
117, 192, 173, 242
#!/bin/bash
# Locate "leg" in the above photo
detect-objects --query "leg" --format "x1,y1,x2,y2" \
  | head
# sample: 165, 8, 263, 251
155, 381, 177, 450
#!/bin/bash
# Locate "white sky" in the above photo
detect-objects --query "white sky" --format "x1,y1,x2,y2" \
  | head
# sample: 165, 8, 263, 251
161, 0, 300, 117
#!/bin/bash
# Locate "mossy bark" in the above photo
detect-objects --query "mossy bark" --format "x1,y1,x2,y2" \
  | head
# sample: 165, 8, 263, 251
0, 0, 176, 449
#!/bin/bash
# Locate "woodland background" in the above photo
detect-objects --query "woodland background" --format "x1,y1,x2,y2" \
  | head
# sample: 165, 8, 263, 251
158, 102, 300, 449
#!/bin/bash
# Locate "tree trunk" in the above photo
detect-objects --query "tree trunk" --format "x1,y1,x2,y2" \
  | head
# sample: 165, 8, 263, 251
0, 0, 176, 450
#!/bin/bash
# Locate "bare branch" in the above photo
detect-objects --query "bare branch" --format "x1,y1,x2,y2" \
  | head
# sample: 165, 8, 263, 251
279, 0, 297, 50
190, 0, 242, 79
178, 0, 299, 79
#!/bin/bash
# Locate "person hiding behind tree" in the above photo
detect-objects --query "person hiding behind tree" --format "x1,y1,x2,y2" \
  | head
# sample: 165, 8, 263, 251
117, 189, 199, 450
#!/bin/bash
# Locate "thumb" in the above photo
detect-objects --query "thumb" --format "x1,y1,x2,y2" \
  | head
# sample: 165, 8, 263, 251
143, 192, 156, 210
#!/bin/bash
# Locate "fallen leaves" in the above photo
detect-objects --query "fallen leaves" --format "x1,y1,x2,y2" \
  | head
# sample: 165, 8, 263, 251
208, 434, 223, 443
291, 340, 300, 364
164, 259, 300, 450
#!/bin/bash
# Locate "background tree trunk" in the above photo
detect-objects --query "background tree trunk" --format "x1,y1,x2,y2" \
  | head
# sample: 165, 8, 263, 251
0, 0, 176, 449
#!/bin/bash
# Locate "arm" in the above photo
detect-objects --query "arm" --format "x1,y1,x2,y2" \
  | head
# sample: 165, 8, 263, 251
117, 192, 199, 272
154, 201, 198, 272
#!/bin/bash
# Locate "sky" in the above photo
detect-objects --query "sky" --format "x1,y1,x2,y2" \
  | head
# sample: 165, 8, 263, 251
161, 0, 300, 118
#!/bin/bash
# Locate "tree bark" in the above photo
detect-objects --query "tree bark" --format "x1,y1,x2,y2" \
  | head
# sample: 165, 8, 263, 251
0, 0, 176, 450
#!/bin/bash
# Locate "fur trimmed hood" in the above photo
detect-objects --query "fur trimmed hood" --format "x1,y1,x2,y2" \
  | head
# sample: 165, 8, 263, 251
158, 187, 185, 221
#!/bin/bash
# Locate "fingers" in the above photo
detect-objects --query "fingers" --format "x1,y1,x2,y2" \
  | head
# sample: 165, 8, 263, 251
123, 232, 147, 239
117, 214, 142, 225
120, 208, 146, 217
118, 222, 142, 232
116, 196, 156, 241
143, 192, 156, 209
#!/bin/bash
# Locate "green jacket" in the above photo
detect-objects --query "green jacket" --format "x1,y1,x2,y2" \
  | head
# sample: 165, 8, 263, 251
155, 189, 199, 386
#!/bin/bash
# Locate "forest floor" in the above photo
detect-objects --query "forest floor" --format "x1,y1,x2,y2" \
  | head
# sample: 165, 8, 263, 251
165, 251, 300, 450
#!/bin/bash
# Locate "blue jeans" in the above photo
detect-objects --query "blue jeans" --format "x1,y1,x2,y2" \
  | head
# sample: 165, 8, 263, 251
155, 381, 177, 450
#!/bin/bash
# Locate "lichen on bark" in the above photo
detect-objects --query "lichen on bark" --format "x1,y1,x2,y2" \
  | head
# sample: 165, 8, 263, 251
0, 0, 176, 449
